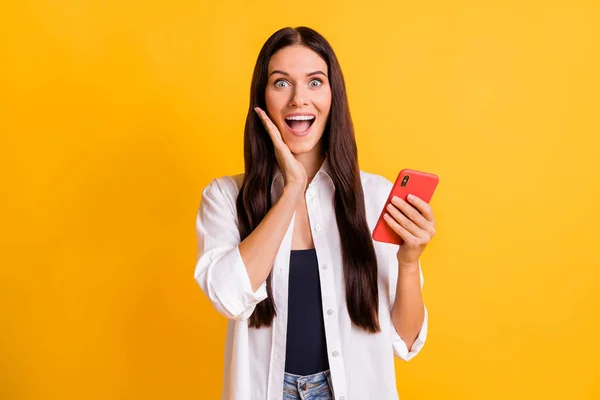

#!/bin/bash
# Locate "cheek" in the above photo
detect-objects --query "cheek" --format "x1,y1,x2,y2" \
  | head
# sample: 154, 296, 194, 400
265, 90, 279, 125
265, 90, 287, 127
314, 92, 332, 120
265, 89, 286, 112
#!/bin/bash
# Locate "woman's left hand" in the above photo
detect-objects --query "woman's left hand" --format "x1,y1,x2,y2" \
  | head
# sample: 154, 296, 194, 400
383, 194, 436, 267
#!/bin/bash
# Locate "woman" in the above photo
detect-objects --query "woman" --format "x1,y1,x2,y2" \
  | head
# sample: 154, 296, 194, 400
195, 26, 436, 400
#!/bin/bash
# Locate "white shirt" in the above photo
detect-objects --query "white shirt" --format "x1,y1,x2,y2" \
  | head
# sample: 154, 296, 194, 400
194, 156, 428, 400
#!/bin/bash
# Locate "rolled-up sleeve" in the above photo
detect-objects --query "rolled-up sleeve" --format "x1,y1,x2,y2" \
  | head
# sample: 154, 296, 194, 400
194, 178, 268, 320
390, 260, 428, 361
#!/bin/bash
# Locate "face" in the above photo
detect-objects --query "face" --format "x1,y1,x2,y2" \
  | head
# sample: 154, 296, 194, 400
265, 45, 332, 155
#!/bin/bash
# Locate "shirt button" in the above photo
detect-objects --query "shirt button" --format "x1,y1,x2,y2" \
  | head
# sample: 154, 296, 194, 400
327, 309, 334, 315
322, 263, 328, 270
315, 225, 322, 232
339, 396, 345, 400
332, 351, 339, 357
309, 188, 315, 196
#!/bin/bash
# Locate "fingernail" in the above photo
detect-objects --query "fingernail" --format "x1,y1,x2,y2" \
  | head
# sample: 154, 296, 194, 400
407, 194, 415, 201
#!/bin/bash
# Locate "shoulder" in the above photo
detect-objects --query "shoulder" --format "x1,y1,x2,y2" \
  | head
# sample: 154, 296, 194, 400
201, 173, 244, 214
207, 173, 243, 195
359, 170, 394, 223
209, 171, 391, 200
359, 169, 393, 195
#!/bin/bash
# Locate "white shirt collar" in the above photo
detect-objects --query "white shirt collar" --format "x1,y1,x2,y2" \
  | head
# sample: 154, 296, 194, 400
271, 154, 334, 190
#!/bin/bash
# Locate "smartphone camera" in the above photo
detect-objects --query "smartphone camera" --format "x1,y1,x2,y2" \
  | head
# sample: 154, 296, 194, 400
401, 174, 410, 187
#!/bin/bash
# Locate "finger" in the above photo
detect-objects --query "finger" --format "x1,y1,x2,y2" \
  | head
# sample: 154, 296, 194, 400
254, 107, 277, 136
390, 196, 429, 230
254, 107, 284, 145
386, 202, 426, 239
383, 212, 418, 246
406, 194, 434, 222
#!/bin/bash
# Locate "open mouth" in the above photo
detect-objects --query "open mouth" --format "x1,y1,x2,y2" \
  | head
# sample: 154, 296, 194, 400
285, 115, 316, 134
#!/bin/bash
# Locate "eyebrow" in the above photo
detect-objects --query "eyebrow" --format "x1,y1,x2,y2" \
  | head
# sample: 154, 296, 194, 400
269, 70, 327, 78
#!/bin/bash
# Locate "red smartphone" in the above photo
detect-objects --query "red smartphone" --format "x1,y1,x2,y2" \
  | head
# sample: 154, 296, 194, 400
372, 169, 439, 245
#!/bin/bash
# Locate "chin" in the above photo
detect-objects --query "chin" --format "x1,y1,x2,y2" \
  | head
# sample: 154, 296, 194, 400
287, 142, 315, 154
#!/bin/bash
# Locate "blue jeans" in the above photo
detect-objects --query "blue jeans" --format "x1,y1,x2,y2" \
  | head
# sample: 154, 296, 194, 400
283, 370, 334, 399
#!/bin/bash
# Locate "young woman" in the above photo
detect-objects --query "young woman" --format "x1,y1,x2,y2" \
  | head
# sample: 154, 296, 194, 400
195, 26, 436, 400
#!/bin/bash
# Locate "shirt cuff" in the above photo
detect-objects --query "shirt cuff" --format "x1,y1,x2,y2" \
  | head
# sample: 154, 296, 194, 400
391, 304, 428, 361
208, 245, 268, 320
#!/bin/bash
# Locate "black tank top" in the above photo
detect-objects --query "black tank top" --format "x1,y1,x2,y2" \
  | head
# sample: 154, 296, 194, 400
284, 248, 330, 375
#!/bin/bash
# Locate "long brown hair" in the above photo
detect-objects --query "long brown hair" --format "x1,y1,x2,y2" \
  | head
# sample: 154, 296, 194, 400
236, 26, 381, 333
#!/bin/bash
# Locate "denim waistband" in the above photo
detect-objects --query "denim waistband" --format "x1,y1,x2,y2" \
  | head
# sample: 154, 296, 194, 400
283, 369, 333, 398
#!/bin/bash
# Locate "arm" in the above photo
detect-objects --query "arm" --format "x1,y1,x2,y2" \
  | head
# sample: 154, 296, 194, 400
194, 178, 303, 320
391, 260, 425, 352
239, 184, 304, 291
383, 187, 435, 360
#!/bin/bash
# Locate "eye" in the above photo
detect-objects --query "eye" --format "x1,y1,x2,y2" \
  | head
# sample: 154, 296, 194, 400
274, 79, 290, 88
309, 79, 322, 88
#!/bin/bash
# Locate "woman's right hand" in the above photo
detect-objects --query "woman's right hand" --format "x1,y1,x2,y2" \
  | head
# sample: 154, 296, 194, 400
254, 107, 308, 190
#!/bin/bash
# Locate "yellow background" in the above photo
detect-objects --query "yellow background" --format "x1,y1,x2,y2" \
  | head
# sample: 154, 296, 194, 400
2, 0, 599, 399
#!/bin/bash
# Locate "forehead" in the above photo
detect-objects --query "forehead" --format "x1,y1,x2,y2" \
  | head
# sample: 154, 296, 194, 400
268, 45, 328, 75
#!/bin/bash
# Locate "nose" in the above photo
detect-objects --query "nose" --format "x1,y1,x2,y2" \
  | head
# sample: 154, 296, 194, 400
288, 85, 310, 108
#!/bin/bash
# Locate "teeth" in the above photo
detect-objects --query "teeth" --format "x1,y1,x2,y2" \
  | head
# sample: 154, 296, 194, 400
286, 115, 315, 121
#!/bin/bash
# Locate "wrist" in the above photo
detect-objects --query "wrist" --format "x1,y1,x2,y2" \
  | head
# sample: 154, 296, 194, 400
282, 184, 305, 204
284, 182, 306, 195
397, 259, 420, 271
